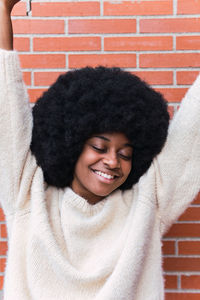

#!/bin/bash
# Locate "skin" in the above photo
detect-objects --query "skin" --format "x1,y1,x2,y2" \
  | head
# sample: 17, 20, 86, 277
71, 132, 133, 205
0, 3, 133, 205
0, 0, 20, 50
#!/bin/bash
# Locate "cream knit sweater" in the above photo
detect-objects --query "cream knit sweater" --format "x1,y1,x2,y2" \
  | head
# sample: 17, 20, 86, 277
1, 48, 200, 300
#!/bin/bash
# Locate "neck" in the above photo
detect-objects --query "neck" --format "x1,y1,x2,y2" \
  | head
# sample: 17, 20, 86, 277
70, 184, 105, 205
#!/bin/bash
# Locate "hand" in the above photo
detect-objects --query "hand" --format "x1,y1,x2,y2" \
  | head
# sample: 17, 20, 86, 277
0, 0, 21, 14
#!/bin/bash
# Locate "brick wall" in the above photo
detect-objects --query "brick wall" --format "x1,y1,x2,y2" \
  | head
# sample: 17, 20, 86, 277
0, 0, 200, 298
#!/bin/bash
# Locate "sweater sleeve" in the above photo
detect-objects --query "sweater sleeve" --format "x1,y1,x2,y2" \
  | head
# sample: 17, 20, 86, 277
0, 49, 33, 214
153, 74, 200, 235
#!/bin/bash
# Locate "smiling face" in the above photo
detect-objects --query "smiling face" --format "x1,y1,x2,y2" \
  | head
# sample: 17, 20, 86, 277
71, 132, 133, 205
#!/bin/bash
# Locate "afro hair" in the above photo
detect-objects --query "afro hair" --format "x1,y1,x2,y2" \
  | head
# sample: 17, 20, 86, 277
30, 66, 169, 190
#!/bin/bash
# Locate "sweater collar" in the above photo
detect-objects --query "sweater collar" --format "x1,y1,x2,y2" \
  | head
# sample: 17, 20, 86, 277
62, 187, 120, 216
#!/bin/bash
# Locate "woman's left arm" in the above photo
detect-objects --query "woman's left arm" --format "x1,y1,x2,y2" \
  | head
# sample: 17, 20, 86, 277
153, 74, 200, 235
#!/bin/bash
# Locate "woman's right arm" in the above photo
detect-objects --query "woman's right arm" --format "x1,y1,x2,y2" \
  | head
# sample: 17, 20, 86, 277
0, 0, 33, 214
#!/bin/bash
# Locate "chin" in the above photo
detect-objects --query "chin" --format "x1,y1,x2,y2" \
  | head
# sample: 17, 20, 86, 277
91, 187, 117, 198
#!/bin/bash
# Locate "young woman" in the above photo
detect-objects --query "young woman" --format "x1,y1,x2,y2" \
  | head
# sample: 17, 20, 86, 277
0, 1, 200, 299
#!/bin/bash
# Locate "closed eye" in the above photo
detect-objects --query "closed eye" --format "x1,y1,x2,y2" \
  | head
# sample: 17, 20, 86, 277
91, 145, 132, 160
119, 154, 132, 161
92, 146, 106, 153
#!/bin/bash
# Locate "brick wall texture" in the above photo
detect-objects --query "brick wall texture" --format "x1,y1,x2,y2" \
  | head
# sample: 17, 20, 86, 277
0, 0, 200, 299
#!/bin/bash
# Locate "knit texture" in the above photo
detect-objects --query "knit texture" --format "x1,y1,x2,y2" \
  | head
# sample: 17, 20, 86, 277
0, 49, 200, 300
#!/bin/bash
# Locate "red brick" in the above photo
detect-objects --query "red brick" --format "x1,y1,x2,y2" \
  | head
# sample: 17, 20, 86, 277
165, 223, 200, 238
0, 224, 7, 239
162, 240, 175, 255
104, 36, 173, 51
0, 208, 5, 222
69, 19, 136, 34
177, 71, 199, 85
69, 54, 136, 69
140, 18, 200, 33
34, 72, 64, 86
0, 242, 8, 256
165, 294, 200, 300
0, 258, 6, 273
164, 275, 178, 289
104, 0, 173, 16
19, 54, 66, 69
156, 88, 187, 103
13, 37, 30, 52
178, 0, 200, 14
32, 2, 100, 17
140, 53, 200, 68
164, 257, 200, 272
33, 37, 101, 52
181, 275, 200, 289
133, 71, 173, 85
0, 276, 4, 290
193, 193, 200, 204
178, 207, 200, 221
28, 89, 47, 103
168, 105, 175, 119
11, 1, 26, 16
178, 241, 200, 255
23, 72, 31, 86
13, 19, 64, 34
177, 36, 200, 50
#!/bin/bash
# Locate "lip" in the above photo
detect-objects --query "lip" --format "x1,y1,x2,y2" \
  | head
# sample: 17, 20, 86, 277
92, 168, 120, 177
91, 169, 119, 183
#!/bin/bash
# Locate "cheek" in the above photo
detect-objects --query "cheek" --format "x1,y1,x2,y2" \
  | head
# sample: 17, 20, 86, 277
123, 162, 132, 178
74, 151, 97, 175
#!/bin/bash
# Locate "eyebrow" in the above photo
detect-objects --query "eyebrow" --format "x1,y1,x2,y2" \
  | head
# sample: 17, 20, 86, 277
93, 135, 134, 148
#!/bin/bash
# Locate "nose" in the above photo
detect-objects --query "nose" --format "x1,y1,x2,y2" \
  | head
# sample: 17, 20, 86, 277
102, 151, 120, 169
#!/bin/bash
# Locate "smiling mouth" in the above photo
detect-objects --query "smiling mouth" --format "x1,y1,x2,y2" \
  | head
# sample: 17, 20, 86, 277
92, 169, 119, 180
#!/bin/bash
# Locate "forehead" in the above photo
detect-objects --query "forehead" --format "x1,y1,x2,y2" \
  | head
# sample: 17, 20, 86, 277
89, 132, 132, 146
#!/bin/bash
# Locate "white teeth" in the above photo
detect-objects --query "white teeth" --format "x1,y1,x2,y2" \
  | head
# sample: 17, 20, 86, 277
94, 170, 114, 179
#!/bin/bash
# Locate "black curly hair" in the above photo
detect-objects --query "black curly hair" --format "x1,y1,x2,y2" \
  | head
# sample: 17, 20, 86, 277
30, 66, 169, 190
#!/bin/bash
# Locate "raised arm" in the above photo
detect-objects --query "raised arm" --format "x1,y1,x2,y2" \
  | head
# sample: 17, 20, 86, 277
153, 74, 200, 235
0, 0, 33, 214
0, 0, 19, 49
